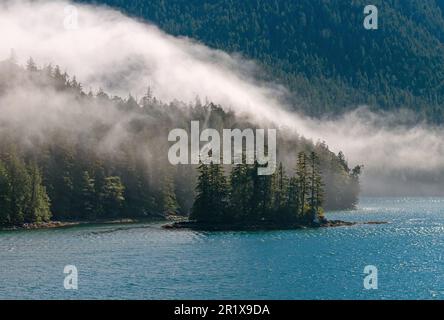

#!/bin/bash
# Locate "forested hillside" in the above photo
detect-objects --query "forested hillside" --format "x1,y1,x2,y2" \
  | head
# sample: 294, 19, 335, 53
0, 58, 361, 226
79, 0, 444, 122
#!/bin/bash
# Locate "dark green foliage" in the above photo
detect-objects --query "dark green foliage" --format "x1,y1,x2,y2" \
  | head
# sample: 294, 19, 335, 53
192, 151, 326, 225
99, 176, 125, 218
287, 176, 300, 220
296, 152, 309, 218
250, 161, 274, 220
308, 151, 324, 222
0, 161, 12, 224
3, 152, 31, 225
79, 0, 444, 123
25, 163, 51, 223
229, 163, 253, 221
79, 171, 97, 219
190, 162, 211, 222
0, 152, 51, 226
191, 161, 228, 223
0, 60, 361, 226
161, 174, 179, 215
271, 163, 289, 216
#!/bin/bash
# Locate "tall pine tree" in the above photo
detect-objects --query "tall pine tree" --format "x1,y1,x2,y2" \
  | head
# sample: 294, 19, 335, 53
0, 160, 12, 225
308, 152, 324, 223
296, 152, 309, 219
191, 159, 228, 223
25, 163, 51, 223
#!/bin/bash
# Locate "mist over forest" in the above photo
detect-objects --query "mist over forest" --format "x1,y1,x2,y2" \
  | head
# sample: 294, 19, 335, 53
0, 0, 444, 201
2, 1, 444, 303
0, 59, 362, 225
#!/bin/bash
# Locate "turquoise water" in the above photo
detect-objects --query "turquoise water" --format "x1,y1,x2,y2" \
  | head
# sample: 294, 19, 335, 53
1, 197, 444, 300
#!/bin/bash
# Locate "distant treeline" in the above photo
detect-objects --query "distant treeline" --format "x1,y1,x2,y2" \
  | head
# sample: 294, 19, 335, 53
0, 58, 361, 227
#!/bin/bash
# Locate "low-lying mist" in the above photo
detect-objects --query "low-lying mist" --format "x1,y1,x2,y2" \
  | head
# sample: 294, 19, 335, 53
1, 0, 443, 196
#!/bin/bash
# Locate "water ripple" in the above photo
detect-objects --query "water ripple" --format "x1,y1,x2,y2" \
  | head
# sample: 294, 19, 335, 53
1, 197, 444, 299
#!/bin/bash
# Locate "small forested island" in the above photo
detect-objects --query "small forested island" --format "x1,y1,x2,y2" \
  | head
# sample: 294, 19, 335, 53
165, 152, 357, 231
0, 57, 362, 230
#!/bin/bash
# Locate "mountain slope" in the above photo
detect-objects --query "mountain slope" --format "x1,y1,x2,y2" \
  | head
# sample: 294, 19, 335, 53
80, 0, 444, 122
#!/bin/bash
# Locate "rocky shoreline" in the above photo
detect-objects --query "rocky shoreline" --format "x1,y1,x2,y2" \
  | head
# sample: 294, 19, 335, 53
0, 221, 79, 231
0, 217, 168, 232
163, 219, 387, 231
1, 217, 386, 232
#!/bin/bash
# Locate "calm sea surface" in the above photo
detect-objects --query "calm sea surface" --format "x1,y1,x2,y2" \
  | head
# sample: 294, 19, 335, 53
1, 197, 443, 300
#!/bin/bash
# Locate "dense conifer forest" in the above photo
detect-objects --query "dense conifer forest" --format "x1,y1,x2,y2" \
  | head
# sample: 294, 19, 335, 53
0, 58, 361, 227
79, 0, 444, 123
191, 151, 326, 225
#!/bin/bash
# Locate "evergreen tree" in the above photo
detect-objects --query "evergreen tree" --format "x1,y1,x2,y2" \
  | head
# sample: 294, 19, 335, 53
307, 152, 324, 223
229, 162, 253, 221
140, 86, 153, 107
161, 174, 179, 216
4, 152, 31, 225
271, 162, 289, 220
287, 176, 300, 219
190, 161, 210, 222
0, 160, 12, 225
296, 152, 309, 218
120, 163, 154, 217
100, 176, 125, 218
191, 159, 228, 223
249, 161, 273, 220
25, 163, 51, 223
208, 161, 228, 222
26, 57, 38, 72
52, 65, 67, 89
343, 165, 363, 209
43, 63, 53, 78
69, 76, 82, 94
44, 143, 75, 219
80, 171, 97, 219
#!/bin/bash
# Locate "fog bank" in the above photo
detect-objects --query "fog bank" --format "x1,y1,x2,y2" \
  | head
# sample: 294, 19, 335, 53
1, 0, 444, 195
